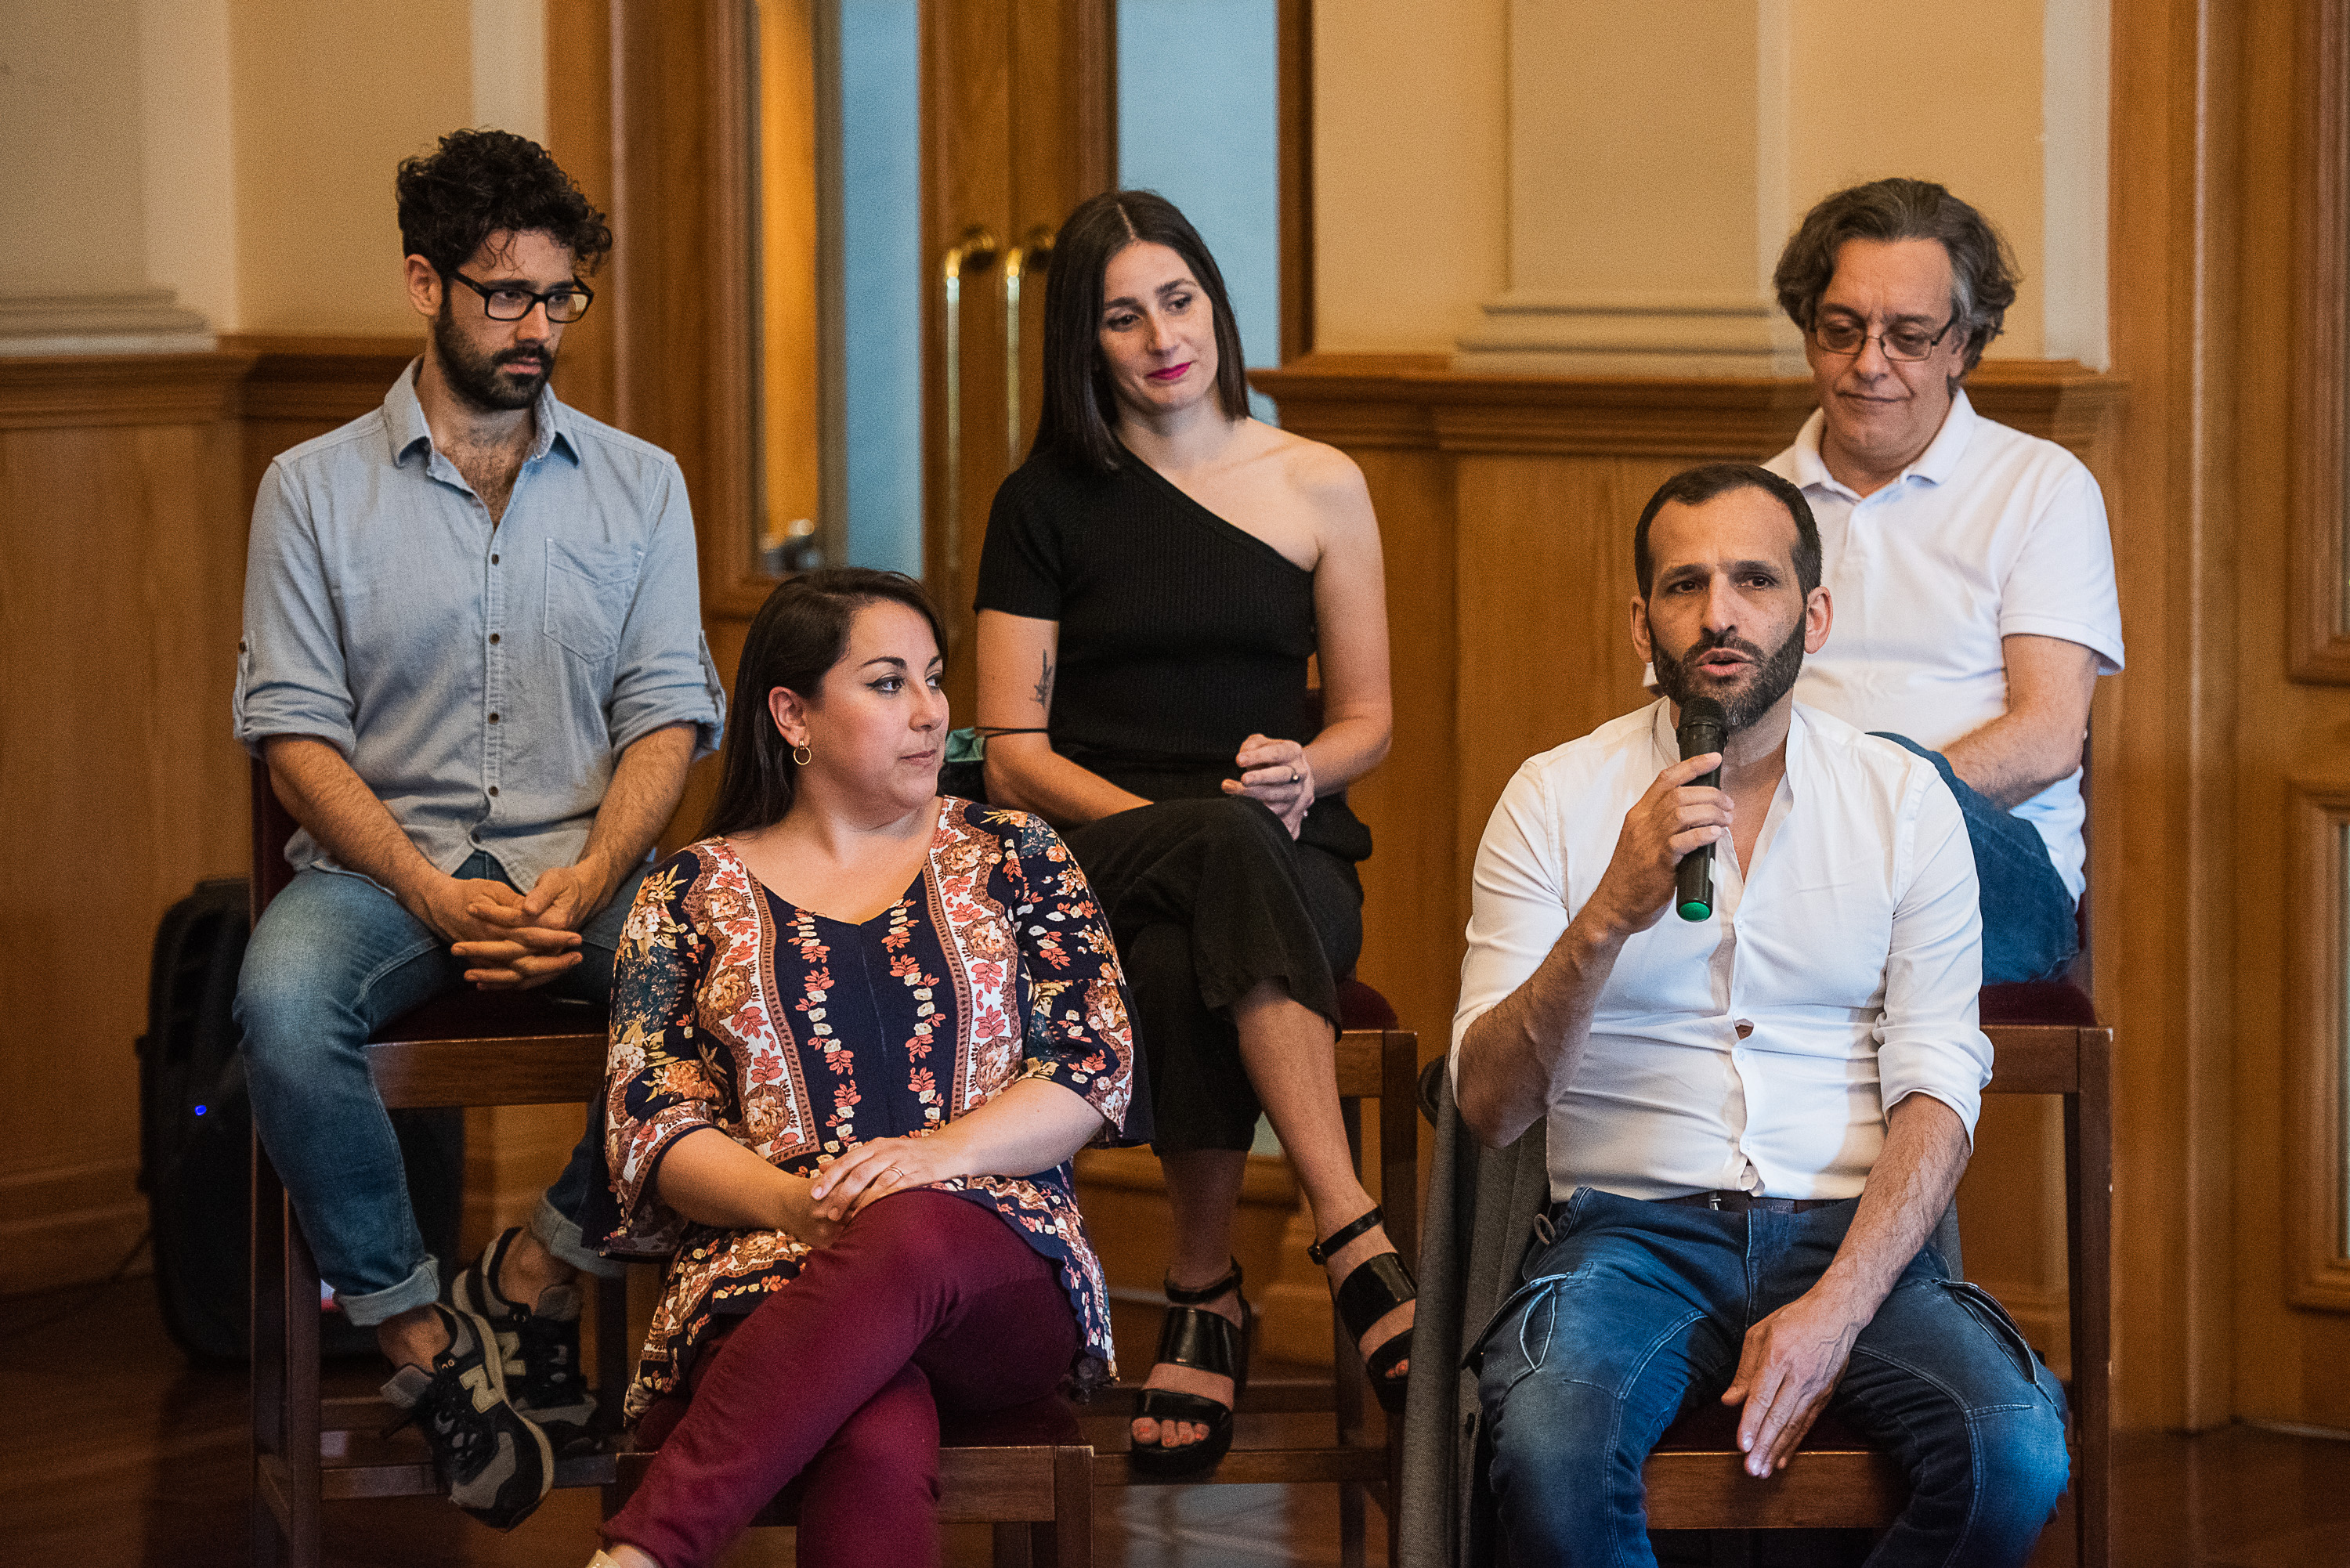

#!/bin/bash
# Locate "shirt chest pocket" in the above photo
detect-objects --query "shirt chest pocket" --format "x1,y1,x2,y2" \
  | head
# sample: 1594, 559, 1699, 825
544, 539, 642, 662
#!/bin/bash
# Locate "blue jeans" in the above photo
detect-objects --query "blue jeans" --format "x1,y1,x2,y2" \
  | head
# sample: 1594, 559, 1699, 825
1474, 1188, 2070, 1568
235, 854, 645, 1325
1874, 734, 2078, 985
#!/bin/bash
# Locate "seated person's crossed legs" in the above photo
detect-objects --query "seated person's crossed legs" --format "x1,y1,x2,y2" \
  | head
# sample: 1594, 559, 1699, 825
971, 190, 1418, 1474
1478, 1190, 2068, 1566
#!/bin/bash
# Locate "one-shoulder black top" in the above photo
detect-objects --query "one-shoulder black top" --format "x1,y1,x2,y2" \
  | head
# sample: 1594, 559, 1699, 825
974, 446, 1372, 862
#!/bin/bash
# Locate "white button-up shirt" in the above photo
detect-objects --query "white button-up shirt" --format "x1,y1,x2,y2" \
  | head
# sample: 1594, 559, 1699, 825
1766, 390, 2125, 903
1451, 700, 1990, 1203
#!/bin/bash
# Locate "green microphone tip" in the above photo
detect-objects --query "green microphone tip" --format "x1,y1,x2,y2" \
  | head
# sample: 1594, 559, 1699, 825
1678, 900, 1711, 922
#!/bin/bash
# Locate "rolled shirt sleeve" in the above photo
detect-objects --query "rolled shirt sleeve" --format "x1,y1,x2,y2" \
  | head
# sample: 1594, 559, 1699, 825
1875, 768, 1994, 1143
606, 460, 727, 759
1449, 758, 1570, 1095
234, 459, 359, 757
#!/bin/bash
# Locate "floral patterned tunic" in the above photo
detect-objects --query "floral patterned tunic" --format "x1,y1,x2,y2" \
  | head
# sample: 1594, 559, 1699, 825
602, 799, 1136, 1419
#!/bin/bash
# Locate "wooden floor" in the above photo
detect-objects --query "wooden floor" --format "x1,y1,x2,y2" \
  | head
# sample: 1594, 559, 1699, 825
9, 1278, 2348, 1566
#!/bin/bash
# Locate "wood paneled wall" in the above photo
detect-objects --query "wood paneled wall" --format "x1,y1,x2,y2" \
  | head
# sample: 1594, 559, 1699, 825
1252, 351, 2126, 1379
0, 340, 621, 1295
0, 354, 255, 1293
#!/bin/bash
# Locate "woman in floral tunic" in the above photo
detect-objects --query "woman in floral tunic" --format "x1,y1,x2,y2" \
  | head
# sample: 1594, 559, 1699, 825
588, 569, 1133, 1568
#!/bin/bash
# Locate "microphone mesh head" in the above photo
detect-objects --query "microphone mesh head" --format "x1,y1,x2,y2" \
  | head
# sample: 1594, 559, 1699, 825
1677, 695, 1728, 758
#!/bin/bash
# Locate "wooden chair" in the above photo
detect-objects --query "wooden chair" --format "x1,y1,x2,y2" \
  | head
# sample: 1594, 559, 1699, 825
1640, 980, 2113, 1567
604, 1441, 1097, 1566
246, 760, 631, 1568
248, 761, 1101, 1564
1090, 978, 1419, 1568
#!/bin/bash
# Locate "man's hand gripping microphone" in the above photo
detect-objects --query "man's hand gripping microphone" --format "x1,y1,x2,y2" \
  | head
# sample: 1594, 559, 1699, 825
1675, 696, 1728, 921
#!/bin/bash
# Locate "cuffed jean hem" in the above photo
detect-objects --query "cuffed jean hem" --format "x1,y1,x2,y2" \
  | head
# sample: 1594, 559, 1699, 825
534, 1194, 628, 1279
335, 1255, 442, 1327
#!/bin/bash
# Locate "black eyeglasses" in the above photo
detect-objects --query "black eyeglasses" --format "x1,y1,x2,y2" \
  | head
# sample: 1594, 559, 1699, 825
1810, 314, 1957, 362
443, 270, 595, 324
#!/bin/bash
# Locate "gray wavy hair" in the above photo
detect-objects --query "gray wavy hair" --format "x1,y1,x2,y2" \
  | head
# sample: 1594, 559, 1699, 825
1772, 178, 2019, 376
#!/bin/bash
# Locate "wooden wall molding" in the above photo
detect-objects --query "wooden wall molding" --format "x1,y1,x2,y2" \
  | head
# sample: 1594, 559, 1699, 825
1254, 352, 2128, 463
0, 352, 251, 431
222, 334, 416, 424
2283, 773, 2350, 1313
2289, 0, 2350, 683
0, 336, 439, 435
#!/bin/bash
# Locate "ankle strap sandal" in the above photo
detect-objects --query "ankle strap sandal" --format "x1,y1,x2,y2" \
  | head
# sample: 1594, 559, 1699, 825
1309, 1206, 1417, 1415
1130, 1259, 1253, 1477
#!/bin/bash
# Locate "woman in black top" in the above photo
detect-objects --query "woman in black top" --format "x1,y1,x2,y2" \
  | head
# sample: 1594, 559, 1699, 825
972, 190, 1413, 1476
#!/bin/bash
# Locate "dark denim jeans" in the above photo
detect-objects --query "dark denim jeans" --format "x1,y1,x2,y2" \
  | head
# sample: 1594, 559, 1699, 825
1871, 733, 2079, 985
1473, 1188, 2070, 1568
235, 853, 644, 1324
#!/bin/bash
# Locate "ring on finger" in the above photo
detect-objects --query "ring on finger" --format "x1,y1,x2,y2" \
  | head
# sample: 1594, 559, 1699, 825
1289, 766, 1300, 783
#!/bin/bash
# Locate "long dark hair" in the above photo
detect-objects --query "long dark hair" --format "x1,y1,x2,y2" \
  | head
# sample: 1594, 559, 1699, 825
1031, 190, 1253, 474
701, 569, 948, 838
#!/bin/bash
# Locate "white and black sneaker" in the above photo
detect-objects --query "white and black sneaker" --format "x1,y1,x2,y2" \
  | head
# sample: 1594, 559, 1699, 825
454, 1227, 601, 1454
381, 1302, 554, 1530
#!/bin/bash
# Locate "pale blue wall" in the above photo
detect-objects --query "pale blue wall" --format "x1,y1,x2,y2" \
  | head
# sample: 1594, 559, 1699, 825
837, 0, 923, 574
1117, 0, 1282, 423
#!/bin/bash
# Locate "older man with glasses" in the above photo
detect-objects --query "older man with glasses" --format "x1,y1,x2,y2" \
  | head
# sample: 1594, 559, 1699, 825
233, 128, 724, 1530
1762, 178, 2124, 985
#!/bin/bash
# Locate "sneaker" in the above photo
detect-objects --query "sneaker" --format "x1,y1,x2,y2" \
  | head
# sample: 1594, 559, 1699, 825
381, 1302, 554, 1530
454, 1227, 601, 1453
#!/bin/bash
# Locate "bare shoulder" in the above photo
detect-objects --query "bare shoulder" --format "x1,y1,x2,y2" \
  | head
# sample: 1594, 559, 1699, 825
1242, 422, 1371, 519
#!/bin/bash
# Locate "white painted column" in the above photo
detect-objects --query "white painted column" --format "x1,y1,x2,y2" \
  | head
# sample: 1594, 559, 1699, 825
0, 0, 214, 352
1455, 0, 1803, 376
1452, 0, 2107, 376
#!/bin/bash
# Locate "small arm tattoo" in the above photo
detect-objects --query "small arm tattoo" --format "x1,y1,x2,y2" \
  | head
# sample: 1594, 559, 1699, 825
1033, 650, 1055, 710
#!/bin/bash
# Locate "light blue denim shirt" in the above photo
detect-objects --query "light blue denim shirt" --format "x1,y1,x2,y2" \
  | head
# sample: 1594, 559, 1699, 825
234, 363, 727, 890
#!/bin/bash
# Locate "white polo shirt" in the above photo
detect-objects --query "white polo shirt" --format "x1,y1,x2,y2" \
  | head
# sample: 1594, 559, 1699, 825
1764, 390, 2124, 903
1451, 701, 1990, 1204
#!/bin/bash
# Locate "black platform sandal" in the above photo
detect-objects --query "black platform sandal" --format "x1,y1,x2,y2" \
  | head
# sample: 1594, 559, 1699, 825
1309, 1206, 1417, 1415
1130, 1259, 1253, 1478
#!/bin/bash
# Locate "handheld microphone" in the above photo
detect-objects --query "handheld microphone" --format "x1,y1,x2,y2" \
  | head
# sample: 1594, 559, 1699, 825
1675, 695, 1728, 921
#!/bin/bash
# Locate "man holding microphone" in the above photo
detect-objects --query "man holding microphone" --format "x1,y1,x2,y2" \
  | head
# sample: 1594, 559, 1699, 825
1451, 463, 2069, 1566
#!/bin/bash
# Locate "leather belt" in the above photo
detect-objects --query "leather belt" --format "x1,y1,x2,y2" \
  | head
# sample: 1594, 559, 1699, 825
1658, 1190, 1842, 1214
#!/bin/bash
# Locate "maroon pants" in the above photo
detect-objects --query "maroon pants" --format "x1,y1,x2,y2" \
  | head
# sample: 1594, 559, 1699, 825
606, 1191, 1081, 1568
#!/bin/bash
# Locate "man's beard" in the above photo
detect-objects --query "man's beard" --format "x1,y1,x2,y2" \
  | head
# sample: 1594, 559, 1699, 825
432, 299, 554, 413
1648, 612, 1808, 733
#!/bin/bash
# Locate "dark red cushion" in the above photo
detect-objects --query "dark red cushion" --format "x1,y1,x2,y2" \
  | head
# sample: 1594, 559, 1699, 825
1336, 977, 1399, 1032
1978, 981, 2099, 1028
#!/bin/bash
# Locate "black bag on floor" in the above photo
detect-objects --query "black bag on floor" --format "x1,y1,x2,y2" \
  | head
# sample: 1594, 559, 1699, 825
136, 877, 465, 1363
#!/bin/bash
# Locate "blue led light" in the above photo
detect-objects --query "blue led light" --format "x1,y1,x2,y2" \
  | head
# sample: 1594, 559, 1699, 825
193, 1104, 208, 1116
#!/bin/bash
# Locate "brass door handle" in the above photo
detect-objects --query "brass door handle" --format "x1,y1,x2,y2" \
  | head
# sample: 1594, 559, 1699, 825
1003, 225, 1055, 467
941, 226, 1000, 607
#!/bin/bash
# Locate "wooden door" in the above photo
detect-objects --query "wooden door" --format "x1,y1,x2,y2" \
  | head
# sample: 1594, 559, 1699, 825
922, 1, 1115, 716
551, 0, 1109, 725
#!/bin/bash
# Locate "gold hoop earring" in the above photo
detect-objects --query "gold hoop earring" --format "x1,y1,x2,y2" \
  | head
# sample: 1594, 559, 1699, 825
791, 742, 813, 767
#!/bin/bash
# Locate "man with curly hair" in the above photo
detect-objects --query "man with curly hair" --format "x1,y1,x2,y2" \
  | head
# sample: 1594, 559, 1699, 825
1765, 179, 2124, 986
233, 128, 725, 1529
